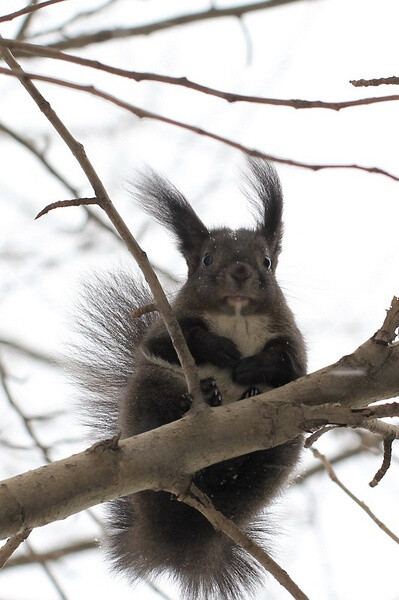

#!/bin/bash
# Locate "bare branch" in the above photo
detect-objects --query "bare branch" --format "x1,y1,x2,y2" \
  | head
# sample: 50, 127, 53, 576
30, 0, 315, 52
4, 38, 399, 112
310, 448, 399, 544
304, 425, 341, 447
0, 356, 51, 462
0, 39, 203, 408
35, 197, 99, 219
25, 541, 69, 600
178, 483, 309, 600
132, 302, 157, 318
1, 370, 399, 539
15, 0, 39, 40
0, 0, 67, 24
351, 76, 399, 87
1, 66, 399, 183
373, 296, 399, 345
0, 529, 31, 568
369, 437, 395, 488
296, 437, 378, 484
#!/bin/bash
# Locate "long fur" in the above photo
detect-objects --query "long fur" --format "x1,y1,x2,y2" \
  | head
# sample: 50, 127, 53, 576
73, 160, 306, 600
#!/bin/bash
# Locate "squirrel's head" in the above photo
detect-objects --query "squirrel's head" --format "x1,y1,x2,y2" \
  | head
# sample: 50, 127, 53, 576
132, 158, 285, 316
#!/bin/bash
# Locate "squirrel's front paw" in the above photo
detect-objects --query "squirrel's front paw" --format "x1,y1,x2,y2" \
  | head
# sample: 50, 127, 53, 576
241, 387, 261, 399
180, 392, 193, 414
200, 377, 222, 406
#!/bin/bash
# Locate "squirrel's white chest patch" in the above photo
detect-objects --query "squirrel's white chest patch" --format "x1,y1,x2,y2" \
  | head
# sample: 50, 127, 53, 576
203, 312, 273, 357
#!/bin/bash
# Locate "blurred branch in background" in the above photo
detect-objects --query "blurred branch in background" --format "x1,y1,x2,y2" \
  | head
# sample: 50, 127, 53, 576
26, 0, 316, 51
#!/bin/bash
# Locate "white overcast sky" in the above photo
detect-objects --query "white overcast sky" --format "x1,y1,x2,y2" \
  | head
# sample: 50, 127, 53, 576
0, 1, 398, 599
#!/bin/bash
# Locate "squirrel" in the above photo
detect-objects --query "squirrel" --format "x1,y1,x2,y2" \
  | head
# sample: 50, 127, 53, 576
74, 158, 307, 600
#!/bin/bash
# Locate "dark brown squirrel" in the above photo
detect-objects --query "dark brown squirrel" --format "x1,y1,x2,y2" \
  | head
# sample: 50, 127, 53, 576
74, 158, 307, 600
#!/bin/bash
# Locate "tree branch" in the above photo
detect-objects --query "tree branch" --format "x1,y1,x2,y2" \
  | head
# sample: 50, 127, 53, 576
0, 37, 203, 409
4, 38, 399, 112
351, 76, 399, 87
0, 0, 67, 24
0, 529, 31, 568
1, 66, 399, 183
29, 0, 314, 52
310, 448, 399, 544
178, 483, 309, 600
0, 323, 398, 540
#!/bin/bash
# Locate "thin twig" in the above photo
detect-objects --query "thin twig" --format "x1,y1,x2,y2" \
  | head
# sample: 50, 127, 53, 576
369, 437, 395, 488
310, 448, 399, 544
0, 0, 67, 24
296, 442, 374, 484
35, 197, 99, 219
178, 482, 309, 600
5, 38, 399, 112
26, 541, 69, 600
1, 67, 399, 183
351, 76, 399, 87
305, 425, 340, 447
132, 302, 157, 318
0, 529, 31, 568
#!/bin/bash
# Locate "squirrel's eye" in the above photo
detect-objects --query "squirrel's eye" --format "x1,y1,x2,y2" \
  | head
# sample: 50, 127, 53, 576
263, 255, 272, 269
202, 252, 213, 267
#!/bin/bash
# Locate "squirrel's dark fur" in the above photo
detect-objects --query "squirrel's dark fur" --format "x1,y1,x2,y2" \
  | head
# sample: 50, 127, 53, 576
74, 159, 307, 600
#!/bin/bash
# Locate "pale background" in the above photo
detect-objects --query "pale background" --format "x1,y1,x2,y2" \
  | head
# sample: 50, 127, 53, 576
0, 0, 398, 599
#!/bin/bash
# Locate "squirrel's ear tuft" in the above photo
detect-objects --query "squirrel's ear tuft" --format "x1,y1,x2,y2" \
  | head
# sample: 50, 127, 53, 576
243, 158, 283, 256
130, 169, 210, 270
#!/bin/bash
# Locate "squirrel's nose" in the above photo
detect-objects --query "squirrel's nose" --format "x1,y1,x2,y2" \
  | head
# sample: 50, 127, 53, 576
229, 262, 251, 283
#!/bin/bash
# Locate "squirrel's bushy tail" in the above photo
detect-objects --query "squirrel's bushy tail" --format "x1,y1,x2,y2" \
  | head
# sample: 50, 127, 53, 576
107, 494, 270, 600
70, 270, 155, 436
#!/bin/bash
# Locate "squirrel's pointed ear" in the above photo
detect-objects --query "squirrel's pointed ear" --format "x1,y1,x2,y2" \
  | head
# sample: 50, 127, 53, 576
130, 169, 210, 269
243, 158, 283, 256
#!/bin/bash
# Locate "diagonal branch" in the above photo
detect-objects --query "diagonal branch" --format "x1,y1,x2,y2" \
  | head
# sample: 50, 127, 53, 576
310, 448, 399, 544
0, 37, 203, 408
0, 529, 31, 568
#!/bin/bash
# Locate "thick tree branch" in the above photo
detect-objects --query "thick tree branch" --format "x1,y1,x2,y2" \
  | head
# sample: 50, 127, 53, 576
0, 320, 398, 540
